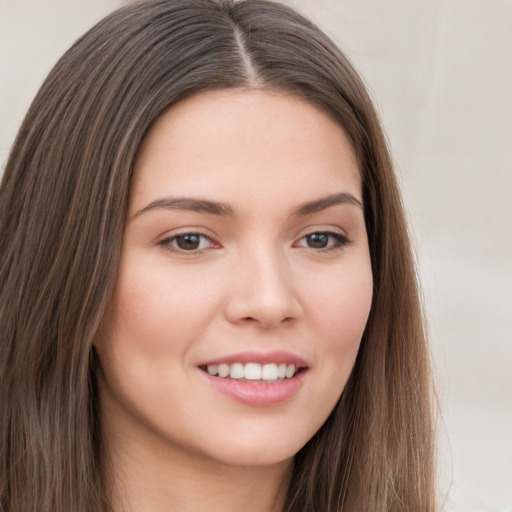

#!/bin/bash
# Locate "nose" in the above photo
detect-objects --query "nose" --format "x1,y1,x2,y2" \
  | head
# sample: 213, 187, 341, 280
224, 246, 303, 329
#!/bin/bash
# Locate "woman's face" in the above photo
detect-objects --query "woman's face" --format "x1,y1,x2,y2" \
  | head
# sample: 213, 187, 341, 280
96, 89, 373, 468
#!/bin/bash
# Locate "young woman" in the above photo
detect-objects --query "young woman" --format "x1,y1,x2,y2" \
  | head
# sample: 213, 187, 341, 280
0, 1, 437, 511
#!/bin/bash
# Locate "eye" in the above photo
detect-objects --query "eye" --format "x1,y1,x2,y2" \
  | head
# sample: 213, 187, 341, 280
295, 231, 350, 251
159, 232, 218, 253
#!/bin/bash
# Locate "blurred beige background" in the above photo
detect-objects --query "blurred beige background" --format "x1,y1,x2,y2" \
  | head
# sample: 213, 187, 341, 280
1, 1, 510, 510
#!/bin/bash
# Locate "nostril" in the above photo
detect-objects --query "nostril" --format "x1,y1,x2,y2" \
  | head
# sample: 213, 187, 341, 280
224, 285, 303, 327
240, 315, 296, 329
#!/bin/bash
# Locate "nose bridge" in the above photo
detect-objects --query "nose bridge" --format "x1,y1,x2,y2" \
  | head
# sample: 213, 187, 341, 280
225, 240, 302, 327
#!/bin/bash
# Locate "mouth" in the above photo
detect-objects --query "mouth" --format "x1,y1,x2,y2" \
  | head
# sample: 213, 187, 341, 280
197, 352, 309, 406
198, 362, 306, 383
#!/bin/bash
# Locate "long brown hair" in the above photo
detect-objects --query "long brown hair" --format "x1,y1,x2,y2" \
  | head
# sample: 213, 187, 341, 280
0, 1, 436, 510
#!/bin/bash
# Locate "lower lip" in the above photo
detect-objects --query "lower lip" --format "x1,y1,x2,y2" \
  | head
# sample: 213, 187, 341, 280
200, 370, 307, 407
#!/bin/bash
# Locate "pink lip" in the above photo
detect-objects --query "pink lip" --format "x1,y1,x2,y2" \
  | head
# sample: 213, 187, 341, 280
197, 350, 308, 367
199, 369, 307, 407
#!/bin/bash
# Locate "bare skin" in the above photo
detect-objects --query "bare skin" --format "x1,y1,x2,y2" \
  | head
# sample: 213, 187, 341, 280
96, 89, 372, 512
101, 404, 291, 512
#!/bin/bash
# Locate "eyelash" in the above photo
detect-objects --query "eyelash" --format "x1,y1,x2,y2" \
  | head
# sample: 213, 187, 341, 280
158, 232, 219, 255
294, 231, 351, 252
158, 230, 351, 255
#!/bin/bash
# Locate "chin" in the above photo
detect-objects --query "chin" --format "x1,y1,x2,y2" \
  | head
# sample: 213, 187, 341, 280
188, 420, 319, 469
203, 441, 298, 469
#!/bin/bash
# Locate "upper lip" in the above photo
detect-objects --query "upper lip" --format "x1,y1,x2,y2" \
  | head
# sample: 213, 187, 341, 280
197, 350, 308, 368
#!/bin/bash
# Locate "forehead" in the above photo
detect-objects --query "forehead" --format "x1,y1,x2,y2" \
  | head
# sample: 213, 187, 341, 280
131, 89, 361, 214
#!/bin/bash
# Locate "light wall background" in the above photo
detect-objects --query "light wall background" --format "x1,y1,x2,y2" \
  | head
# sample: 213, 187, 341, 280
1, 1, 510, 510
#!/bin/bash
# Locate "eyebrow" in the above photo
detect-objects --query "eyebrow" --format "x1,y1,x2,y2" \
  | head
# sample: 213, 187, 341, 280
292, 192, 363, 216
132, 191, 363, 220
132, 197, 238, 219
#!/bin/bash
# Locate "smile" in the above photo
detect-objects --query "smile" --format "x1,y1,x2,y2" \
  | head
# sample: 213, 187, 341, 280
201, 362, 300, 381
198, 352, 308, 406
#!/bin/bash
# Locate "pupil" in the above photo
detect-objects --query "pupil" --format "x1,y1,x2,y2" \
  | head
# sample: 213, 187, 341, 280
177, 234, 200, 250
308, 233, 328, 248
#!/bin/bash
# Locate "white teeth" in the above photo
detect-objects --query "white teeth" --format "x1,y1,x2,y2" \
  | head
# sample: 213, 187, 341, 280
229, 363, 244, 379
285, 364, 296, 379
218, 364, 230, 378
244, 363, 262, 380
262, 363, 278, 380
205, 362, 300, 381
207, 364, 218, 376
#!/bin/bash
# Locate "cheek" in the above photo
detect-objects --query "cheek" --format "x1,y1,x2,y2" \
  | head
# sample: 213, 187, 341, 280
103, 257, 221, 357
292, 266, 372, 443
94, 260, 211, 423
311, 264, 373, 346
306, 260, 372, 405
